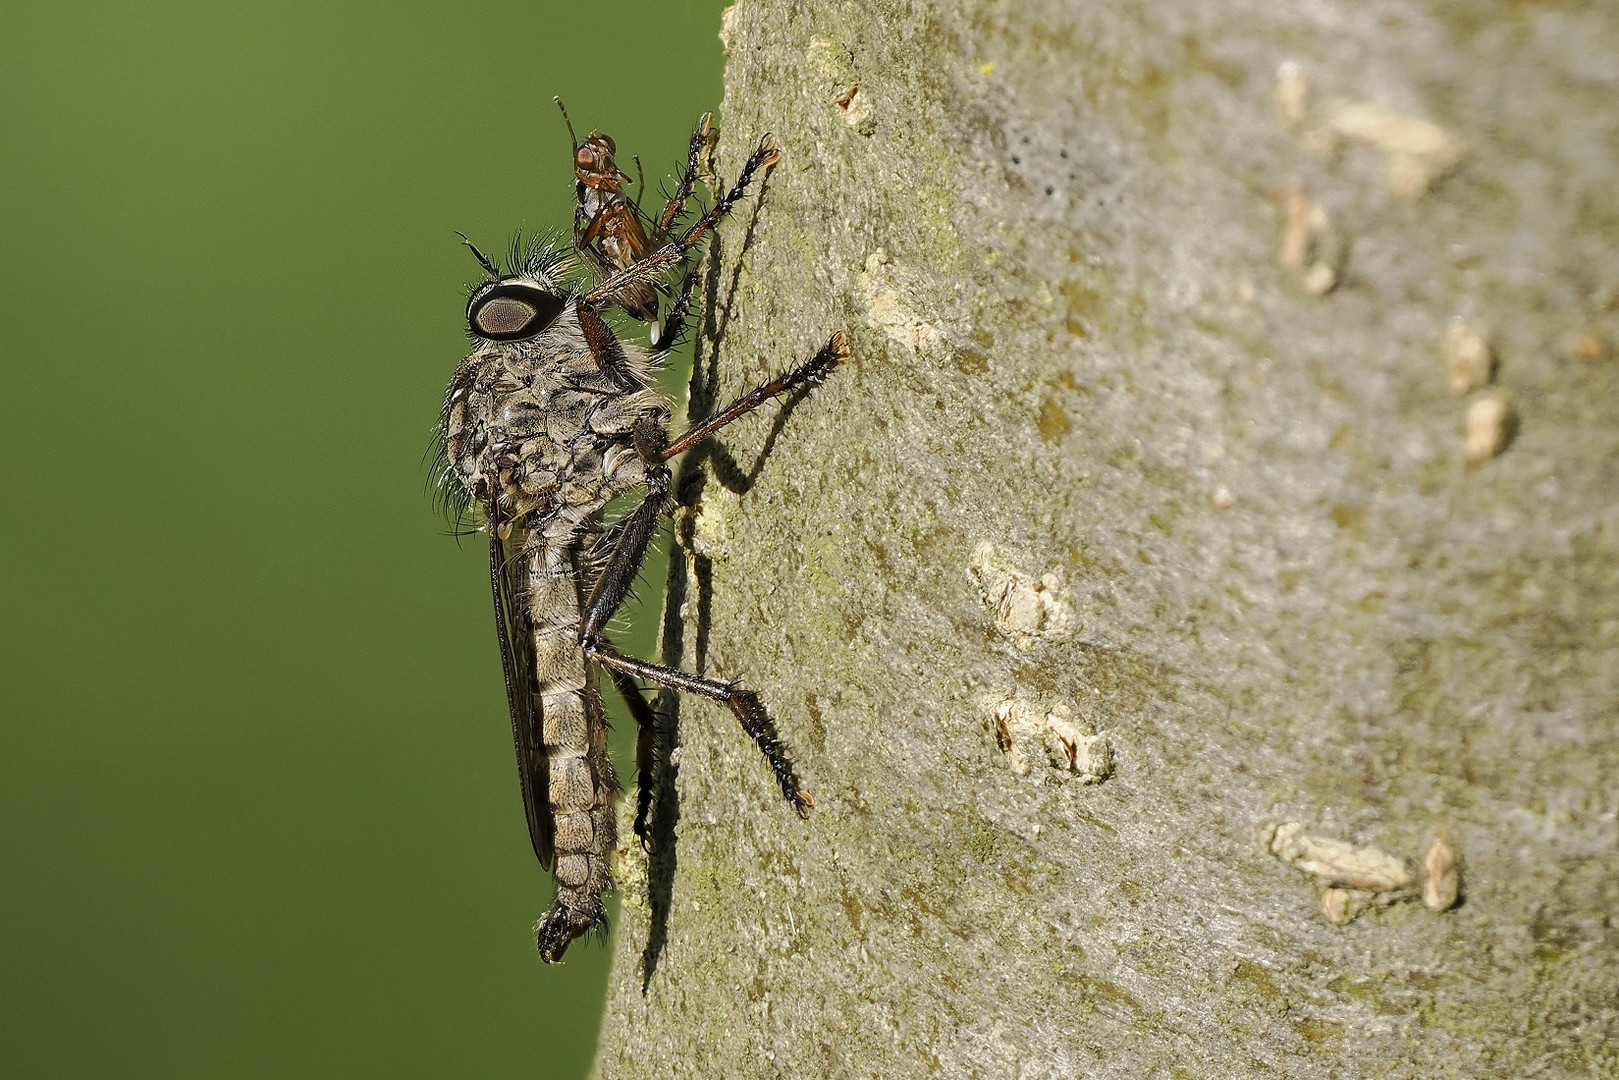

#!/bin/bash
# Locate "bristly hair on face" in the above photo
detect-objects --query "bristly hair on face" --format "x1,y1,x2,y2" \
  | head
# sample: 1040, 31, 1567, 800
426, 418, 475, 539
495, 232, 579, 291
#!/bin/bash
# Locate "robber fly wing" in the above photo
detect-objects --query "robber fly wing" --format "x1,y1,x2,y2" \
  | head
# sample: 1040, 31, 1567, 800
489, 530, 554, 870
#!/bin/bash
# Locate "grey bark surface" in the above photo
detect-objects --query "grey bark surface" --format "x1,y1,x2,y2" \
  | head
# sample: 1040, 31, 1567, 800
596, 2, 1619, 1077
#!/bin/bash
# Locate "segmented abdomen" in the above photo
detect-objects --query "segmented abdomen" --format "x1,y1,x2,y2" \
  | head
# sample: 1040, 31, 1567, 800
527, 540, 618, 960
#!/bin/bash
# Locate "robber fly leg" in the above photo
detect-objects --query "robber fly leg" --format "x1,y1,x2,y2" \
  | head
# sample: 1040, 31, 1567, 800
579, 429, 671, 643
576, 446, 675, 850
583, 643, 814, 818
574, 303, 643, 388
653, 112, 714, 235
643, 114, 714, 347
671, 130, 781, 250
575, 441, 813, 820
578, 327, 847, 636
583, 133, 781, 312
659, 332, 847, 461
652, 255, 703, 348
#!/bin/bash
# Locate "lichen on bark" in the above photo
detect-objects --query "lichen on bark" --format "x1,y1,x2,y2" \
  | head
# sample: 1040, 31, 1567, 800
596, 2, 1619, 1076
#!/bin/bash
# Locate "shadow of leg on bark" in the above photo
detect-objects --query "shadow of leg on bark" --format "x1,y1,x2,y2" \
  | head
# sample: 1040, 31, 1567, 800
639, 221, 734, 988
696, 197, 841, 495
706, 382, 830, 495
639, 185, 817, 986
636, 518, 693, 990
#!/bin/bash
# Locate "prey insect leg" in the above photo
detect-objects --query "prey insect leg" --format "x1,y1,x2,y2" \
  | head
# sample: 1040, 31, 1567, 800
585, 642, 814, 818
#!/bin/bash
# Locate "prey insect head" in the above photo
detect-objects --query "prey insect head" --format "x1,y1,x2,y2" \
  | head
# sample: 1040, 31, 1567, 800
574, 134, 623, 187
467, 278, 567, 342
556, 97, 627, 190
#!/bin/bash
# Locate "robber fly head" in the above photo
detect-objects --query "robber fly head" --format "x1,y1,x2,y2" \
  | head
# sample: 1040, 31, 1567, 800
458, 233, 573, 343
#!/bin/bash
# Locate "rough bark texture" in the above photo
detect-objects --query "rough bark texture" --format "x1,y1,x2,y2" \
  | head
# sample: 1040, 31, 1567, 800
598, 2, 1619, 1076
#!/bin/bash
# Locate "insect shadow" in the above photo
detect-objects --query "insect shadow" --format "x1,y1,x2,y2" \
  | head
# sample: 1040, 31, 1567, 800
638, 197, 824, 988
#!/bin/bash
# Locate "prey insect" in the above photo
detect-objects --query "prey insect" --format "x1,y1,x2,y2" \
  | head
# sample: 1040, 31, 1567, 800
434, 113, 846, 963
555, 98, 716, 345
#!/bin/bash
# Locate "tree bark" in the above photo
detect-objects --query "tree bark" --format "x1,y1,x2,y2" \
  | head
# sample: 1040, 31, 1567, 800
598, 1, 1619, 1076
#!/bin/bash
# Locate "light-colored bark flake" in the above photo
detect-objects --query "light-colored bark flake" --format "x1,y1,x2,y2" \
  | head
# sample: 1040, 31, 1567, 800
807, 36, 875, 135
1422, 838, 1462, 912
1442, 317, 1493, 394
1319, 100, 1466, 198
718, 4, 739, 51
1274, 61, 1309, 126
1275, 187, 1341, 296
1464, 390, 1514, 464
1264, 824, 1465, 924
860, 251, 947, 357
970, 541, 1076, 646
1265, 822, 1417, 892
986, 695, 1112, 783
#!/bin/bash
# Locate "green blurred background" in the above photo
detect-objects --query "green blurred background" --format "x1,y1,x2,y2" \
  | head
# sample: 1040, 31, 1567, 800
1, 2, 728, 1075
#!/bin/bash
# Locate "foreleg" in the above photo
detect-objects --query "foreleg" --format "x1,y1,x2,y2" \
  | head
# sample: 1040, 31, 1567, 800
653, 112, 715, 235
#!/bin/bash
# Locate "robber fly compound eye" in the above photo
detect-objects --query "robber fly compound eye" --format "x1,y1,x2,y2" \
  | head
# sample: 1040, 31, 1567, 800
467, 281, 567, 341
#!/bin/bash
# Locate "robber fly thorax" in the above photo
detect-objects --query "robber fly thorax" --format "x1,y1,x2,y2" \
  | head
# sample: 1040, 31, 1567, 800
435, 109, 845, 963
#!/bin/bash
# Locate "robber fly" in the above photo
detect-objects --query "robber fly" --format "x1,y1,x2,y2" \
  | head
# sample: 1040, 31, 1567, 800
434, 112, 847, 963
555, 98, 715, 345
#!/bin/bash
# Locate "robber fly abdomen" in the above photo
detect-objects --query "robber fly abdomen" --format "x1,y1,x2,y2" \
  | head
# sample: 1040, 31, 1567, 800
523, 542, 615, 949
437, 114, 845, 963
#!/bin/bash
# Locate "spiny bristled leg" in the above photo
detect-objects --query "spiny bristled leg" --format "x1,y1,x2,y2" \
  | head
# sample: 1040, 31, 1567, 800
577, 328, 848, 640
579, 456, 670, 644
585, 643, 814, 819
660, 332, 848, 460
641, 113, 714, 347
576, 491, 816, 820
571, 334, 845, 826
574, 303, 646, 388
651, 251, 703, 349
654, 112, 715, 235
